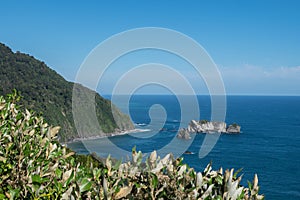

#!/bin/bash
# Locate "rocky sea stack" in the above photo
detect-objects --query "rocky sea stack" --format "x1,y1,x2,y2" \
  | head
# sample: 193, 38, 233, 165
177, 120, 241, 139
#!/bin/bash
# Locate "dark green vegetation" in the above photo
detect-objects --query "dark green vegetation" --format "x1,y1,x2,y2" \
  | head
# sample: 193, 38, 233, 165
200, 119, 209, 124
0, 43, 133, 142
0, 93, 264, 199
232, 123, 239, 128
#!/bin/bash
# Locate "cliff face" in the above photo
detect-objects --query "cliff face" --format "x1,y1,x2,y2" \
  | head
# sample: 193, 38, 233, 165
0, 43, 134, 142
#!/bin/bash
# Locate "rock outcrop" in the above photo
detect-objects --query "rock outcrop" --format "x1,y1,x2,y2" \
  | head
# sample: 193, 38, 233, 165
177, 128, 191, 140
177, 120, 241, 139
226, 124, 241, 133
188, 120, 227, 133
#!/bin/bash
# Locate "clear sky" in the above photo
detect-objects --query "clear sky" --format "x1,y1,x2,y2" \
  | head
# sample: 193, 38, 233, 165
1, 0, 300, 95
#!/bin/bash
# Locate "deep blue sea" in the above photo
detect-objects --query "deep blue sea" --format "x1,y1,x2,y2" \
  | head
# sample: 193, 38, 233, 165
68, 95, 300, 199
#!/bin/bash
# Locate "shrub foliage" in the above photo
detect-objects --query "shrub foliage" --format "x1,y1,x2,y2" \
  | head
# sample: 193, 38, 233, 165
0, 92, 264, 199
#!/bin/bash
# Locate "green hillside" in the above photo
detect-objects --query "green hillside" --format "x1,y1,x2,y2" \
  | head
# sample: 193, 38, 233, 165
0, 43, 134, 142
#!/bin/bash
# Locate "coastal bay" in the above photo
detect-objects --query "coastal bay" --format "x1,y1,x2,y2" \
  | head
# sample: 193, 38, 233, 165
68, 95, 300, 199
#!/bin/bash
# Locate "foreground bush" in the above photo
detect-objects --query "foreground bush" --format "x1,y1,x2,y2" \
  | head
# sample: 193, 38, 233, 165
0, 92, 264, 199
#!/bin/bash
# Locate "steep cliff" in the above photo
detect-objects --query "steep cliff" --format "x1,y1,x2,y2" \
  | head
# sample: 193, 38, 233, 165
0, 43, 134, 141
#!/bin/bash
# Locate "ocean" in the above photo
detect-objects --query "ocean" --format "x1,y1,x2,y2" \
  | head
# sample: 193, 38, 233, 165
68, 95, 300, 199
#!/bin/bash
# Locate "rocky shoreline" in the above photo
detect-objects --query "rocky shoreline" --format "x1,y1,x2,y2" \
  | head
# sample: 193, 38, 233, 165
177, 120, 241, 140
65, 128, 150, 143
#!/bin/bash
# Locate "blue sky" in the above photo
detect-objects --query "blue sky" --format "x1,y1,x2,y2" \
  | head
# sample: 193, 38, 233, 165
1, 0, 300, 95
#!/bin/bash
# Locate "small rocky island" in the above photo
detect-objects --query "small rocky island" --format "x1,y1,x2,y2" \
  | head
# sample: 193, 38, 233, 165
177, 120, 241, 140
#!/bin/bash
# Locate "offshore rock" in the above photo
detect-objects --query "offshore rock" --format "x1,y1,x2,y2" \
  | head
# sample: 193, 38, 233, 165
177, 120, 241, 139
226, 124, 241, 133
188, 120, 227, 133
177, 128, 191, 140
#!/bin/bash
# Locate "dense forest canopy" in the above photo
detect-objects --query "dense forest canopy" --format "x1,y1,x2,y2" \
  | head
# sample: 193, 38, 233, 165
0, 43, 133, 141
